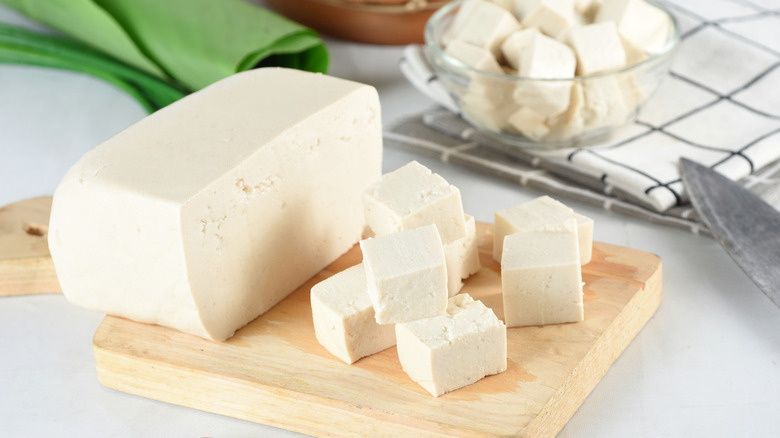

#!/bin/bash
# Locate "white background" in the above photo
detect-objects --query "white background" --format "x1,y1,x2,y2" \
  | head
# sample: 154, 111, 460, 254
1, 4, 779, 437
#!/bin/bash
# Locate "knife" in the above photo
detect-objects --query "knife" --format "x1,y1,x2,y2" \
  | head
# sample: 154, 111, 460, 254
680, 158, 780, 309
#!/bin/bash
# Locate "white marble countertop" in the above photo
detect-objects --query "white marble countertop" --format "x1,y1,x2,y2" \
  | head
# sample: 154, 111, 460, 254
2, 5, 779, 437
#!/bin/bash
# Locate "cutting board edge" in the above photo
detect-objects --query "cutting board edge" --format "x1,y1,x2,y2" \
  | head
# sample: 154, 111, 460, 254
523, 258, 662, 437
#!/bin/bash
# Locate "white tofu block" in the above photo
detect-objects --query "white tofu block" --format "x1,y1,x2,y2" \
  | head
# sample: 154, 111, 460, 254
521, 0, 577, 39
360, 225, 448, 324
546, 82, 586, 140
500, 28, 540, 70
513, 33, 575, 117
445, 40, 503, 74
311, 264, 396, 364
488, 0, 514, 10
396, 294, 507, 397
581, 75, 630, 129
622, 35, 648, 66
444, 215, 481, 297
508, 106, 551, 141
501, 220, 584, 327
452, 0, 522, 58
442, 0, 481, 45
596, 0, 671, 54
567, 22, 626, 75
363, 161, 467, 244
48, 68, 382, 341
493, 195, 594, 264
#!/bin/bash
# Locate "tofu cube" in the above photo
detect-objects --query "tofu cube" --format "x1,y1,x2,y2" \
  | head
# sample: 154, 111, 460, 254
508, 106, 551, 141
444, 215, 482, 297
521, 0, 577, 39
363, 161, 467, 244
575, 0, 601, 22
500, 28, 540, 70
581, 75, 630, 129
360, 225, 448, 324
311, 264, 396, 364
442, 0, 481, 45
621, 35, 648, 66
396, 294, 507, 397
513, 33, 576, 117
566, 22, 626, 75
452, 0, 522, 59
445, 40, 503, 75
493, 196, 593, 265
501, 220, 584, 327
460, 93, 518, 133
596, 0, 671, 54
546, 82, 586, 140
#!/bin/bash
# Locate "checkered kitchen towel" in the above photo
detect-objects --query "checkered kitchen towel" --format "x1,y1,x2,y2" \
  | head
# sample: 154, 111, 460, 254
392, 0, 780, 234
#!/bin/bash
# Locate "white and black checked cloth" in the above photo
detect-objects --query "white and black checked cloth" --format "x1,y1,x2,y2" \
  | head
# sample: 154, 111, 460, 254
390, 0, 780, 235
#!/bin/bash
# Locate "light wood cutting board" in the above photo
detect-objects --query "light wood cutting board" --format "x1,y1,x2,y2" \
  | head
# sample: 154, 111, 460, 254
94, 222, 662, 437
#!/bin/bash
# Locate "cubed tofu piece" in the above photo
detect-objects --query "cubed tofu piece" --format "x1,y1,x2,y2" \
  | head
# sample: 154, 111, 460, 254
445, 40, 503, 74
493, 195, 593, 264
396, 294, 507, 397
521, 0, 577, 39
581, 75, 630, 129
442, 0, 482, 45
488, 0, 514, 10
500, 28, 541, 70
575, 0, 601, 22
567, 22, 626, 75
513, 33, 576, 117
621, 35, 648, 66
444, 215, 482, 296
596, 0, 671, 54
452, 1, 522, 58
460, 93, 519, 133
501, 220, 584, 327
363, 161, 467, 244
360, 225, 448, 324
508, 106, 551, 141
311, 264, 397, 364
546, 82, 586, 140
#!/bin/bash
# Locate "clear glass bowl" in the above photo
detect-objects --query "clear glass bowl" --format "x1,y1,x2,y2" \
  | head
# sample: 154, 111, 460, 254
424, 0, 680, 149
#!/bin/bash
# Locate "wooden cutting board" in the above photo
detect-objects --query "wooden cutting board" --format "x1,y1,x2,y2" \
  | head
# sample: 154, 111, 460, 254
94, 222, 662, 437
0, 197, 61, 296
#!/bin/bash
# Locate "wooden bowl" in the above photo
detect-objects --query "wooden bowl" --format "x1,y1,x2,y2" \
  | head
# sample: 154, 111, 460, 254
265, 0, 451, 45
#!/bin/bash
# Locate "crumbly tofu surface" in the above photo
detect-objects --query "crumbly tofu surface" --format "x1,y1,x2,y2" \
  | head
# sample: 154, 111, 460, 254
493, 196, 593, 264
444, 215, 482, 297
311, 264, 397, 364
48, 68, 382, 341
501, 220, 584, 327
396, 294, 507, 397
360, 225, 448, 324
363, 161, 467, 244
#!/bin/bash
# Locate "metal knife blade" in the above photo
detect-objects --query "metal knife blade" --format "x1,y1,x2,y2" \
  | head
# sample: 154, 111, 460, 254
680, 158, 780, 309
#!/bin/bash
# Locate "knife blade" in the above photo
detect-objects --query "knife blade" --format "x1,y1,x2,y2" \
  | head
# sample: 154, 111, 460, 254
680, 158, 780, 309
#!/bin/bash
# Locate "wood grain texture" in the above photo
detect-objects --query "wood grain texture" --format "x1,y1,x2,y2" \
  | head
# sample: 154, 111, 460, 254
93, 222, 662, 437
0, 197, 61, 296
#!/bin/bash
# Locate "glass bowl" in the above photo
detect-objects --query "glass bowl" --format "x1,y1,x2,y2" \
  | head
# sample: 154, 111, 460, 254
424, 0, 680, 149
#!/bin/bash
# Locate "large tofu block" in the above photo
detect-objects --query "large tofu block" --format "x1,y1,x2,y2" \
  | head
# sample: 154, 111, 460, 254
444, 215, 481, 297
48, 68, 382, 341
396, 294, 507, 397
513, 33, 575, 117
363, 161, 467, 244
521, 0, 577, 39
567, 22, 626, 75
451, 0, 522, 58
596, 0, 670, 54
501, 221, 584, 327
493, 196, 594, 264
311, 264, 396, 364
360, 225, 448, 324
